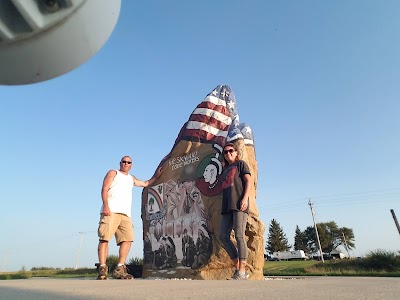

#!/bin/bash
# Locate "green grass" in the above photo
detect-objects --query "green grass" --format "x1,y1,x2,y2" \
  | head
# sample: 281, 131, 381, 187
2, 261, 399, 279
264, 258, 400, 277
34, 268, 98, 278
304, 250, 400, 276
264, 260, 319, 276
0, 272, 32, 280
2, 251, 399, 280
0, 268, 98, 280
0, 255, 144, 280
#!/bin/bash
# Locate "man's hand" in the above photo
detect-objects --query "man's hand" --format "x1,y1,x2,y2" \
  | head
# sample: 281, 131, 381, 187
102, 205, 111, 216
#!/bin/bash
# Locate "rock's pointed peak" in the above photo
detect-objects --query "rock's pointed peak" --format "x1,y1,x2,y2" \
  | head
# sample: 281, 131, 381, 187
173, 85, 233, 147
227, 121, 255, 146
208, 84, 238, 117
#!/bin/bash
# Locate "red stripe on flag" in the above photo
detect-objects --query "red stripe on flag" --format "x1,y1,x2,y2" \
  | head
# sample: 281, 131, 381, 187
188, 114, 231, 132
196, 101, 230, 116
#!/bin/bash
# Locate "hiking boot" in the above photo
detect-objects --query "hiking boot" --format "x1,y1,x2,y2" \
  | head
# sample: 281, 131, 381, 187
112, 265, 134, 280
97, 265, 108, 280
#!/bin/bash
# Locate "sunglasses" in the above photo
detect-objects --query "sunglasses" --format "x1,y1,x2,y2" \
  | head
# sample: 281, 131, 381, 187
224, 149, 236, 154
121, 161, 132, 164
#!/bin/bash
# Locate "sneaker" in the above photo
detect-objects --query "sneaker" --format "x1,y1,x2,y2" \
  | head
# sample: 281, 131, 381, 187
231, 271, 248, 280
112, 265, 134, 280
97, 265, 108, 280
227, 269, 239, 280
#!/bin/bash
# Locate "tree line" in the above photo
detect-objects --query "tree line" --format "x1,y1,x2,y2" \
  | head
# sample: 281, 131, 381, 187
265, 219, 355, 255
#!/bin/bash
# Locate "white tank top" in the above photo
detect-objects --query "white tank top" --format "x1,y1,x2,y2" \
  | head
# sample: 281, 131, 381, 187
102, 170, 134, 218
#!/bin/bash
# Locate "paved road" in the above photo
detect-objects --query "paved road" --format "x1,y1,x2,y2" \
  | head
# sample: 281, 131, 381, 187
0, 277, 399, 300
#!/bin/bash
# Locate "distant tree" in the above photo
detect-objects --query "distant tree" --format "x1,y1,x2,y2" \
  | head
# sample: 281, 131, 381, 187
341, 226, 355, 250
266, 219, 291, 253
293, 225, 308, 253
303, 221, 355, 254
303, 226, 318, 254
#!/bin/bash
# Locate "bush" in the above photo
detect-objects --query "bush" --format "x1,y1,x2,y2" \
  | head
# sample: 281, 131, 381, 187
106, 254, 119, 272
126, 257, 143, 278
127, 257, 143, 266
302, 249, 400, 275
100, 255, 143, 277
364, 250, 400, 272
31, 267, 61, 271
106, 254, 119, 265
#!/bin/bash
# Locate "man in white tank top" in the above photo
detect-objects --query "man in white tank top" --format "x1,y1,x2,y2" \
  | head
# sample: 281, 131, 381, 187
97, 155, 162, 280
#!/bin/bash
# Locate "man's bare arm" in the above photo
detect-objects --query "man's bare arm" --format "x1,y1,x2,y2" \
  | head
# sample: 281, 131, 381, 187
101, 170, 117, 215
133, 167, 163, 187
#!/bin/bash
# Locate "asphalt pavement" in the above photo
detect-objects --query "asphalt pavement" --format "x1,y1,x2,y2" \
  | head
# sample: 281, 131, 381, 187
0, 276, 399, 300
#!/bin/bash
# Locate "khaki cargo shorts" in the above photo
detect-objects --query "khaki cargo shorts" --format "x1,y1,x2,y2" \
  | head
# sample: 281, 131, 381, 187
98, 213, 134, 245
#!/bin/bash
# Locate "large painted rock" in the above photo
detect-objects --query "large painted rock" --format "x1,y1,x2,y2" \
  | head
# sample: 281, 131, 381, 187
141, 85, 265, 280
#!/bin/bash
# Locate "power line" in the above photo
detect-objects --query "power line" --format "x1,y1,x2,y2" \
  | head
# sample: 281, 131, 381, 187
257, 188, 400, 213
308, 188, 400, 200
315, 192, 400, 205
0, 252, 9, 272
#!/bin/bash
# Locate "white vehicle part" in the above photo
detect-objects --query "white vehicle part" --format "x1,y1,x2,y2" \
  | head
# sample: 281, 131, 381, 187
0, 0, 121, 85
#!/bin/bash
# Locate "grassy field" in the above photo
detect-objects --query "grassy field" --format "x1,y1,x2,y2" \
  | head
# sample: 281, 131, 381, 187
264, 260, 319, 276
0, 268, 98, 280
2, 250, 399, 279
264, 257, 400, 277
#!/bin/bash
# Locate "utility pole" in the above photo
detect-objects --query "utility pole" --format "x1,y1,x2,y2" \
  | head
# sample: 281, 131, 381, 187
75, 232, 86, 269
390, 209, 400, 236
342, 231, 350, 258
0, 252, 8, 272
308, 198, 324, 263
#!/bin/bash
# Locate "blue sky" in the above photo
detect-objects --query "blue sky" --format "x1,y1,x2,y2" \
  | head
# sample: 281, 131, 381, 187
1, 1, 399, 272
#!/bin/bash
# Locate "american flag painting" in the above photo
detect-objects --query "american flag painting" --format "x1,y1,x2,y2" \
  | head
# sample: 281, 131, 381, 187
174, 85, 254, 147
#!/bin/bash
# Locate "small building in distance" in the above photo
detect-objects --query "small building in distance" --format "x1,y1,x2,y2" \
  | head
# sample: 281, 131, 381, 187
330, 249, 346, 259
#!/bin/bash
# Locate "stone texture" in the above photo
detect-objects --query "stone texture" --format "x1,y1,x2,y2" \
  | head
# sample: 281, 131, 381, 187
141, 85, 265, 280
